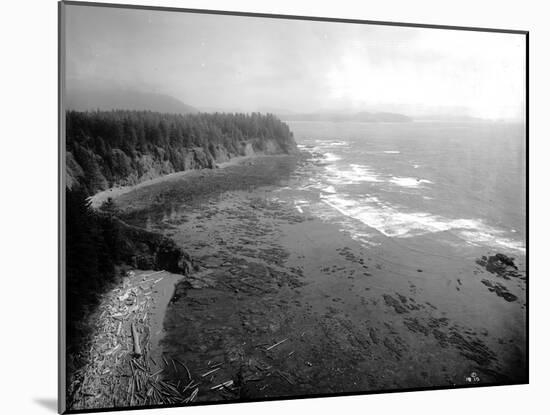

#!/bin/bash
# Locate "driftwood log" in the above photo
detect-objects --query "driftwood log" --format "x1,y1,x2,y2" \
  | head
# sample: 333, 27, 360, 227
131, 323, 142, 356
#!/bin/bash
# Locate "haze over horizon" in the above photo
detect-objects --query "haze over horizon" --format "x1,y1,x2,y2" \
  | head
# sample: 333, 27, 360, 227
65, 4, 526, 121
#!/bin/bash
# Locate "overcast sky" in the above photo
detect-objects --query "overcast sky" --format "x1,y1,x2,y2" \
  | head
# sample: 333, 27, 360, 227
65, 4, 526, 120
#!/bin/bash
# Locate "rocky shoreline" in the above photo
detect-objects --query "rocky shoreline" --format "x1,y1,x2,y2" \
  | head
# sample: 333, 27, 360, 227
66, 154, 303, 410
67, 153, 527, 410
154, 188, 526, 400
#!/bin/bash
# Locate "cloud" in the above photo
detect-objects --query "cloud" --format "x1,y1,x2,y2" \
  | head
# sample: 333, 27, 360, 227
65, 4, 526, 119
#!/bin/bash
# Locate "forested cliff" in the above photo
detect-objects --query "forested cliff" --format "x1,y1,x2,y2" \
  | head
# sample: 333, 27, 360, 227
66, 110, 297, 195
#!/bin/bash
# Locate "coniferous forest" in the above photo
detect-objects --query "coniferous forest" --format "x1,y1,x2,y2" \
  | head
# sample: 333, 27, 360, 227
66, 189, 119, 362
66, 110, 296, 195
65, 110, 296, 372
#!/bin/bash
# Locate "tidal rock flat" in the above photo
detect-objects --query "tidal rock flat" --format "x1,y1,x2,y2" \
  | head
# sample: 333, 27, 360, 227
103, 153, 526, 403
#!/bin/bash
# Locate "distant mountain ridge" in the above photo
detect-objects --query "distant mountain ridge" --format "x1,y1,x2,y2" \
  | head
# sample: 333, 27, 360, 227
66, 88, 198, 114
281, 111, 412, 122
413, 114, 487, 122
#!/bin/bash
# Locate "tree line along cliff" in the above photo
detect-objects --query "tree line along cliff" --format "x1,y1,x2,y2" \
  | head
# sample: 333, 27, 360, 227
64, 110, 296, 366
66, 110, 297, 195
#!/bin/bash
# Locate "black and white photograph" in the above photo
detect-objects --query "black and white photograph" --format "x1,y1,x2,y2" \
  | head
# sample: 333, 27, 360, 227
59, 1, 527, 412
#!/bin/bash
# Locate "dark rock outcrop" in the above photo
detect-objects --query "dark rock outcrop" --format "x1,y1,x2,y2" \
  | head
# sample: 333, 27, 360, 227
480, 279, 518, 302
109, 216, 194, 276
476, 253, 522, 280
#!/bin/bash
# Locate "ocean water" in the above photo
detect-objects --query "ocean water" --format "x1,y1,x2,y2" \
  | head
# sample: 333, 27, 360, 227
280, 121, 526, 257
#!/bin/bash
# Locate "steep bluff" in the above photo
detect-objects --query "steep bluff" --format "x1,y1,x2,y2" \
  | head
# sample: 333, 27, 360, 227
66, 110, 297, 195
109, 215, 195, 275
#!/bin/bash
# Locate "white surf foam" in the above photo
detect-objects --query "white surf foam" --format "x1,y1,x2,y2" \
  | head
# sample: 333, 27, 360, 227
383, 150, 401, 154
319, 193, 525, 252
325, 164, 382, 185
323, 152, 342, 162
322, 185, 337, 194
326, 141, 348, 147
315, 139, 348, 147
459, 230, 526, 253
390, 177, 433, 188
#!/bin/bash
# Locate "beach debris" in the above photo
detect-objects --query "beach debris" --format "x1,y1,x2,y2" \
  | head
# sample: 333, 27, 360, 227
184, 387, 199, 403
149, 368, 164, 378
131, 323, 142, 357
66, 269, 200, 410
141, 270, 166, 279
105, 344, 121, 356
276, 370, 295, 385
266, 338, 288, 351
466, 372, 480, 383
175, 358, 192, 380
210, 380, 234, 390
201, 367, 221, 377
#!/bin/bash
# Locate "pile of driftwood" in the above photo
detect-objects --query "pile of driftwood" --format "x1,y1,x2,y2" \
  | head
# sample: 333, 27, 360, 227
68, 270, 199, 410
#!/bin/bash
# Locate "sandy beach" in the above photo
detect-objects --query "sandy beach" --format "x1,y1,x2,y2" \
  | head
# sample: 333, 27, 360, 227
67, 269, 186, 410
71, 152, 526, 406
